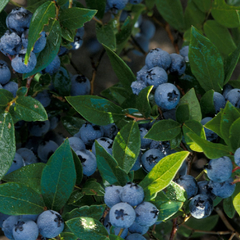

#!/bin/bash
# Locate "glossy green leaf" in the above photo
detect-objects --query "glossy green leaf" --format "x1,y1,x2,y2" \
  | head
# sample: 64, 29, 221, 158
200, 90, 215, 118
66, 95, 124, 126
14, 96, 48, 122
179, 88, 202, 122
112, 121, 141, 173
59, 7, 97, 30
57, 0, 68, 6
0, 10, 7, 37
0, 182, 45, 215
229, 117, 240, 151
82, 180, 105, 196
145, 120, 181, 141
223, 197, 236, 218
60, 232, 77, 240
232, 183, 240, 216
156, 0, 185, 31
145, 0, 156, 9
27, 0, 49, 12
3, 163, 45, 194
104, 44, 136, 91
61, 116, 85, 135
189, 26, 224, 92
25, 1, 56, 64
0, 89, 13, 106
165, 181, 187, 202
61, 27, 75, 42
193, 0, 212, 12
95, 141, 130, 186
140, 151, 190, 200
109, 235, 124, 240
71, 150, 83, 186
0, 0, 8, 13
17, 87, 28, 97
170, 132, 182, 149
85, 0, 106, 19
41, 139, 76, 211
176, 104, 189, 124
0, 112, 15, 180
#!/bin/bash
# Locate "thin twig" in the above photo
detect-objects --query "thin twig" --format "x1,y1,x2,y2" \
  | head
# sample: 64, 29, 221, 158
125, 113, 152, 121
69, 0, 73, 8
229, 233, 236, 240
52, 95, 66, 102
93, 17, 103, 25
195, 170, 205, 181
232, 166, 240, 173
169, 218, 178, 240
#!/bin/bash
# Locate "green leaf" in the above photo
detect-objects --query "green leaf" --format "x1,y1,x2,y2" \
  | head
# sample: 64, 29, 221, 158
27, 0, 49, 12
229, 79, 240, 88
71, 150, 83, 186
82, 180, 105, 196
179, 88, 202, 122
165, 181, 187, 202
170, 132, 182, 149
0, 0, 8, 12
223, 197, 236, 218
112, 121, 141, 173
57, 0, 68, 6
96, 21, 116, 51
193, 0, 212, 12
66, 217, 108, 240
14, 96, 48, 122
0, 89, 13, 106
200, 90, 215, 118
212, 0, 240, 28
104, 44, 136, 91
109, 235, 124, 240
3, 163, 45, 194
0, 10, 7, 37
187, 132, 231, 158
204, 20, 236, 57
67, 190, 84, 205
0, 182, 45, 215
0, 112, 15, 179
60, 232, 77, 240
189, 26, 224, 92
145, 0, 156, 9
95, 141, 130, 186
61, 27, 75, 42
17, 87, 28, 97
24, 19, 62, 78
61, 116, 85, 135
136, 86, 153, 118
59, 7, 97, 30
229, 117, 240, 151
156, 0, 185, 31
220, 102, 240, 148
85, 0, 106, 19
140, 151, 190, 200
176, 104, 189, 124
25, 1, 56, 64
41, 139, 76, 211
145, 120, 181, 141
66, 95, 124, 126
232, 183, 240, 216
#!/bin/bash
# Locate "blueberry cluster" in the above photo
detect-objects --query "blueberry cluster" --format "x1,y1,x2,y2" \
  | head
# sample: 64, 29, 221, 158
106, 0, 143, 14
104, 182, 159, 239
1, 210, 64, 240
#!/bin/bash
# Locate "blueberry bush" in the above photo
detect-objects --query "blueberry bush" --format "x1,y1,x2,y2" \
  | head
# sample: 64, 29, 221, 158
1, 0, 240, 239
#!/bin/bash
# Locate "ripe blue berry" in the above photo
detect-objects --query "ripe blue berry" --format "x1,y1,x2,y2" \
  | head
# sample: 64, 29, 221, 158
225, 89, 240, 108
29, 120, 50, 137
176, 175, 198, 199
71, 75, 91, 96
131, 153, 142, 171
213, 92, 225, 113
44, 55, 60, 75
129, 221, 149, 235
16, 148, 38, 165
68, 137, 86, 152
131, 80, 147, 95
126, 233, 146, 240
0, 60, 11, 85
140, 128, 152, 149
71, 27, 84, 50
106, 0, 129, 13
104, 185, 123, 208
234, 148, 240, 167
102, 123, 118, 139
169, 53, 186, 75
179, 46, 189, 61
2, 215, 20, 240
37, 140, 58, 163
34, 90, 51, 108
6, 153, 24, 175
3, 81, 18, 97
140, 19, 156, 40
201, 117, 218, 142
92, 137, 113, 155
197, 181, 216, 200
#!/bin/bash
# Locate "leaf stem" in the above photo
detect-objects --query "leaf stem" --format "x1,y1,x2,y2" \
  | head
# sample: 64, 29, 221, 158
118, 228, 124, 237
93, 17, 103, 25
69, 0, 73, 8
125, 113, 151, 121
169, 218, 178, 240
5, 96, 18, 112
195, 170, 205, 181
232, 166, 240, 173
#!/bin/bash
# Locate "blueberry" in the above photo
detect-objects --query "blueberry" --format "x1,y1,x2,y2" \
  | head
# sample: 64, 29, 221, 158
0, 60, 11, 85
208, 178, 236, 199
71, 27, 84, 50
223, 84, 233, 98
155, 83, 180, 110
201, 117, 218, 142
79, 123, 104, 147
16, 148, 38, 165
197, 181, 216, 200
29, 120, 50, 137
177, 160, 188, 176
13, 219, 39, 240
189, 194, 213, 219
150, 140, 175, 156
44, 55, 60, 75
68, 137, 86, 152
162, 109, 177, 121
169, 53, 186, 75
6, 7, 32, 35
135, 202, 159, 227
0, 84, 3, 89
86, 38, 102, 55
120, 182, 144, 207
3, 81, 18, 97
0, 30, 22, 56
20, 214, 39, 222
37, 210, 64, 238
102, 123, 118, 139
140, 19, 156, 40
0, 212, 10, 228
132, 35, 149, 56
131, 80, 147, 95
92, 137, 113, 155
176, 175, 198, 199
213, 92, 225, 113
126, 233, 146, 240
11, 49, 37, 74
143, 66, 168, 89
58, 46, 68, 56
104, 185, 123, 208
49, 116, 59, 130
109, 202, 136, 228
106, 0, 129, 13
2, 215, 20, 240
24, 136, 42, 154
129, 0, 143, 4
140, 128, 152, 149
129, 221, 149, 235
179, 46, 189, 61
75, 150, 97, 176
205, 157, 232, 183
34, 90, 51, 108
131, 153, 142, 171
225, 89, 240, 108
137, 65, 148, 81
71, 74, 90, 96
234, 148, 240, 166
141, 149, 165, 173
37, 140, 59, 163
6, 153, 24, 175
145, 48, 172, 70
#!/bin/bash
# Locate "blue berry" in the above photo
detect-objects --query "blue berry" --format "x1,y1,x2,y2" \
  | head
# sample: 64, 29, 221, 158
223, 84, 233, 98
20, 214, 39, 222
68, 137, 86, 152
106, 0, 129, 13
129, 0, 143, 4
58, 46, 68, 56
6, 7, 32, 35
37, 210, 64, 238
189, 194, 213, 219
150, 140, 175, 156
49, 116, 59, 130
234, 147, 240, 167
131, 153, 142, 171
135, 202, 159, 226
92, 137, 113, 155
16, 148, 38, 165
11, 49, 37, 74
37, 140, 58, 163
140, 19, 156, 40
114, 227, 128, 238
169, 53, 186, 75
131, 80, 147, 95
13, 219, 39, 240
34, 90, 51, 108
86, 38, 102, 55
208, 178, 236, 199
154, 83, 180, 110
137, 65, 148, 81
205, 157, 232, 183
141, 149, 165, 173
129, 221, 149, 235
225, 89, 240, 108
140, 128, 152, 149
201, 117, 218, 142
197, 181, 216, 200
126, 233, 146, 240
102, 123, 118, 139
109, 202, 136, 228
213, 92, 225, 113
24, 136, 42, 154
45, 55, 60, 75
145, 48, 172, 70
71, 74, 90, 96
29, 120, 50, 137
104, 185, 123, 208
75, 150, 97, 176
179, 46, 189, 61
176, 175, 198, 199
0, 60, 11, 85
0, 213, 10, 228
2, 215, 20, 240
6, 153, 24, 175
162, 109, 177, 121
132, 35, 149, 56
143, 67, 168, 89
71, 27, 84, 50
3, 81, 18, 97
178, 160, 187, 176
